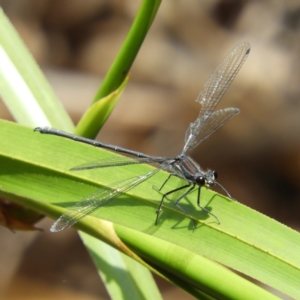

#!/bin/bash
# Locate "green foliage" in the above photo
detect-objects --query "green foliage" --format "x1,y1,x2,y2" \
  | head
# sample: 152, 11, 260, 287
1, 120, 299, 298
0, 1, 299, 299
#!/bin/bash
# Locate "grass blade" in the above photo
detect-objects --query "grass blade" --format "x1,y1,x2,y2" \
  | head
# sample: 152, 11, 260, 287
0, 120, 299, 298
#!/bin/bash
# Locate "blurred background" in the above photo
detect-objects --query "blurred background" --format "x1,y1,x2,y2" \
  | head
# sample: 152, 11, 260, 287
1, 0, 300, 299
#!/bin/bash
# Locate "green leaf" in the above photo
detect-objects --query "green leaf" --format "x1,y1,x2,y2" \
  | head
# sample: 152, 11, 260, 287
75, 0, 161, 138
116, 226, 279, 300
75, 76, 129, 138
0, 119, 299, 299
0, 8, 73, 130
91, 0, 161, 103
81, 231, 163, 300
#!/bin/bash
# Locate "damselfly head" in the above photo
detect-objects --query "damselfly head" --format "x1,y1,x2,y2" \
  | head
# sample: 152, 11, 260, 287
203, 170, 218, 188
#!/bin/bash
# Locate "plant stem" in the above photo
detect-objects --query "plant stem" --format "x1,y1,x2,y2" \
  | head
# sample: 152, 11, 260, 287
75, 0, 161, 138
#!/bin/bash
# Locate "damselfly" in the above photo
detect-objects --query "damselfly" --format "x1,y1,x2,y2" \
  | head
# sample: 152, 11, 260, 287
35, 42, 250, 232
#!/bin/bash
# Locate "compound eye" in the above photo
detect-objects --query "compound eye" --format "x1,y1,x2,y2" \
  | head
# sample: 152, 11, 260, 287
212, 170, 218, 180
196, 176, 205, 186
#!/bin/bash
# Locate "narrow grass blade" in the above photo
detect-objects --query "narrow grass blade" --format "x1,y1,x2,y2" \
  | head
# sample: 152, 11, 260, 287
75, 76, 129, 138
0, 9, 73, 130
81, 231, 163, 300
75, 0, 161, 138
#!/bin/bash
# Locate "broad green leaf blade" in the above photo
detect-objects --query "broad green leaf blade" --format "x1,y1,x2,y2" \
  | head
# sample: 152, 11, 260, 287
81, 231, 163, 300
0, 120, 276, 299
0, 120, 300, 299
75, 76, 129, 137
0, 9, 73, 130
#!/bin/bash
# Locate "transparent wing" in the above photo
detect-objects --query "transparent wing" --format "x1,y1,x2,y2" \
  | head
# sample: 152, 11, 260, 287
50, 168, 162, 232
70, 156, 164, 171
183, 42, 250, 153
196, 42, 250, 114
184, 108, 240, 151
